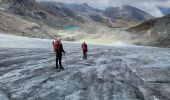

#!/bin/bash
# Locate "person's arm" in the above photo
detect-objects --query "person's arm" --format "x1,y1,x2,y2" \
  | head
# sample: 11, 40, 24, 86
81, 44, 83, 50
86, 45, 88, 52
61, 44, 65, 54
52, 41, 54, 46
52, 41, 56, 52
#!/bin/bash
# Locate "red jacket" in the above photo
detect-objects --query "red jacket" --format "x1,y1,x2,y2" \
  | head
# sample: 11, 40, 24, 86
52, 40, 65, 54
81, 43, 88, 52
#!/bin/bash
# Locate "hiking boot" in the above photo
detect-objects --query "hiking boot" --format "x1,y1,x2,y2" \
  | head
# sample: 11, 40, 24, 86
56, 66, 59, 69
60, 67, 64, 70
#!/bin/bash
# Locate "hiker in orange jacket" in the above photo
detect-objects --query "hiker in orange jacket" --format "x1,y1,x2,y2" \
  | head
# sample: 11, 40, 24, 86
52, 38, 65, 69
81, 42, 88, 60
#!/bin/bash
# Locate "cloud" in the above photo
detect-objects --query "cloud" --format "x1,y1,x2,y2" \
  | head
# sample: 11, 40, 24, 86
37, 0, 170, 17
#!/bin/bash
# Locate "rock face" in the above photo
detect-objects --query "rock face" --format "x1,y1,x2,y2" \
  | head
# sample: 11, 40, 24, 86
40, 2, 85, 23
1, 0, 154, 29
104, 5, 153, 22
0, 10, 51, 38
127, 19, 157, 33
6, 0, 37, 10
128, 14, 170, 47
67, 4, 154, 27
66, 3, 102, 14
66, 3, 112, 27
0, 0, 85, 29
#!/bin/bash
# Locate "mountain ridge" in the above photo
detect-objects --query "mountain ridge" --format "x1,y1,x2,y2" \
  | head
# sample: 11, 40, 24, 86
127, 14, 170, 47
104, 5, 154, 22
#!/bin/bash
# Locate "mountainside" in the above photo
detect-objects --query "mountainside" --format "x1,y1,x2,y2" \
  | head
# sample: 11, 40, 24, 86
66, 3, 102, 14
104, 5, 153, 22
39, 2, 85, 23
0, 10, 63, 39
66, 4, 154, 27
2, 0, 169, 48
128, 14, 170, 47
127, 19, 157, 33
1, 0, 38, 10
0, 0, 85, 29
65, 3, 114, 27
0, 0, 155, 29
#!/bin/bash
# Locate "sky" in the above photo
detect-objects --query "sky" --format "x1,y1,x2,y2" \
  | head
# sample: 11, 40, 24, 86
37, 0, 170, 17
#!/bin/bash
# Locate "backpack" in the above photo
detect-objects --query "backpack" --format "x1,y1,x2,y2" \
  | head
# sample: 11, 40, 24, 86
53, 40, 61, 52
82, 44, 87, 52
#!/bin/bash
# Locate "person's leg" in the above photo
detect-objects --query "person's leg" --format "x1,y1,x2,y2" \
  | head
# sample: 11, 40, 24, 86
56, 54, 59, 68
59, 55, 64, 69
83, 51, 85, 59
85, 52, 87, 60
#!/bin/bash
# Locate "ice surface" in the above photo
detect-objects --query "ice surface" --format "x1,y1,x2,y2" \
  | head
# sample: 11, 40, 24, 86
0, 33, 170, 100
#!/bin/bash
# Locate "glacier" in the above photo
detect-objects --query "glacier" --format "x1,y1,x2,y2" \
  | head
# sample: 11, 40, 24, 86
0, 33, 170, 100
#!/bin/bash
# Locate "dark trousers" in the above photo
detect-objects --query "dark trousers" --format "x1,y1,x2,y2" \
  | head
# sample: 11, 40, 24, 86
56, 53, 63, 68
83, 51, 87, 60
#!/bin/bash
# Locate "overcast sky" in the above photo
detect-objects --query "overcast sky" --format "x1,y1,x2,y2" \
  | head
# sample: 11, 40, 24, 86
37, 0, 170, 17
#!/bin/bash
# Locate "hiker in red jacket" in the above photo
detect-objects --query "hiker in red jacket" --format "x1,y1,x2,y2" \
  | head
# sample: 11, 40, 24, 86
52, 38, 65, 69
81, 42, 88, 60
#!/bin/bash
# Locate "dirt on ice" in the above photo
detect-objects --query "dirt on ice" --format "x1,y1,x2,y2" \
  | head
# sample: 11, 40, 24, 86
0, 33, 170, 100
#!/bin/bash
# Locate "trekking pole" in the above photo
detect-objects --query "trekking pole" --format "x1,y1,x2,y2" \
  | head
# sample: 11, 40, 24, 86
64, 54, 68, 68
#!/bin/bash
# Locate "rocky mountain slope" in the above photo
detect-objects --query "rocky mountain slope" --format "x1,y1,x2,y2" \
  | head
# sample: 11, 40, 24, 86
66, 4, 154, 27
2, 0, 38, 10
104, 5, 153, 23
66, 3, 102, 14
62, 3, 114, 27
128, 14, 170, 47
0, 0, 154, 29
0, 10, 48, 38
2, 0, 169, 48
0, 0, 84, 29
65, 3, 107, 23
3, 10, 76, 39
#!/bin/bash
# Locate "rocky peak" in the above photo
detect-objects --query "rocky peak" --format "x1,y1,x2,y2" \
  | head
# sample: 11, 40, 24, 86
104, 5, 153, 22
81, 3, 89, 7
4, 0, 38, 10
